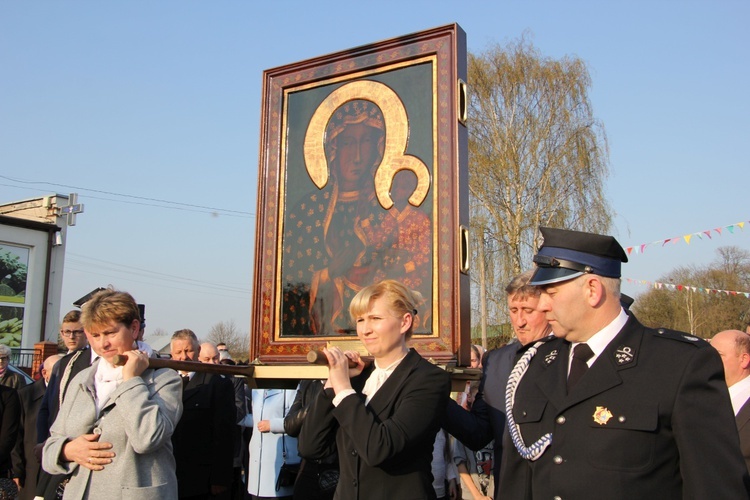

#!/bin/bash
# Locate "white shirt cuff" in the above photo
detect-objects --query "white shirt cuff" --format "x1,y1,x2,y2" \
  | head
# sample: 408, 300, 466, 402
332, 389, 357, 407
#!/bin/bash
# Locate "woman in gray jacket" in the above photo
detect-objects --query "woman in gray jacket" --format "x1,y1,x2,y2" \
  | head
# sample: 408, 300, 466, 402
42, 289, 183, 499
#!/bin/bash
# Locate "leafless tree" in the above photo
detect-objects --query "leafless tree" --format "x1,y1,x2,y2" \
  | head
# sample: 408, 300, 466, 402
633, 246, 750, 337
206, 319, 250, 360
468, 35, 613, 332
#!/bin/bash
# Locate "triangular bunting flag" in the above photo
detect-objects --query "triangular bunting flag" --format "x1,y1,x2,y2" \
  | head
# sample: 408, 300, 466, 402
715, 227, 722, 235
704, 230, 712, 239
728, 225, 735, 234
684, 234, 692, 244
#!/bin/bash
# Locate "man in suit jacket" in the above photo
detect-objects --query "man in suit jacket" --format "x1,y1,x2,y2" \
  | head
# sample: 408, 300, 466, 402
444, 269, 551, 499
11, 355, 60, 500
170, 329, 235, 499
35, 310, 93, 500
0, 385, 21, 482
500, 226, 750, 499
711, 329, 750, 474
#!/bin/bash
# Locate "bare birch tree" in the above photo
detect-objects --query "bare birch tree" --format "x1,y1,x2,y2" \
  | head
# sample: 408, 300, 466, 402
468, 35, 612, 328
206, 319, 250, 360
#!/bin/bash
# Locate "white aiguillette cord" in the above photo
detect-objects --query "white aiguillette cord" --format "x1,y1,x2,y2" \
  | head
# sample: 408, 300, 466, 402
505, 340, 552, 461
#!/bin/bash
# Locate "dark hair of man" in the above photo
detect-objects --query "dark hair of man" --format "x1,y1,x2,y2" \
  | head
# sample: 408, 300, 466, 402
62, 309, 82, 323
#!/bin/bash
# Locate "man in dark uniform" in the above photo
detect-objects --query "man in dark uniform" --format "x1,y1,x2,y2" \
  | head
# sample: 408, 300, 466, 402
444, 269, 551, 498
500, 226, 750, 499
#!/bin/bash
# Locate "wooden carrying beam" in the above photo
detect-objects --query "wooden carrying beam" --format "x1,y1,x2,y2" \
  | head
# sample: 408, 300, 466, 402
112, 353, 478, 390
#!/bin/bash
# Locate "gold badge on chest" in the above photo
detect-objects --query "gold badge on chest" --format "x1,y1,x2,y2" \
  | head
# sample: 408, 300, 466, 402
593, 406, 613, 425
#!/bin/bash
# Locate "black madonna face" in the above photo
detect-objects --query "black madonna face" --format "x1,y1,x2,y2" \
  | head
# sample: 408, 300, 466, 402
335, 122, 379, 190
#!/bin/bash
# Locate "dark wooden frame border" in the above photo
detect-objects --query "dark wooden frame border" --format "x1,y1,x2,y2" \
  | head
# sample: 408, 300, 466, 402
250, 24, 470, 365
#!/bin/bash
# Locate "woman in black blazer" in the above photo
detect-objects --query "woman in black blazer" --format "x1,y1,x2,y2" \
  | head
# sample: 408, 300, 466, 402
298, 280, 451, 499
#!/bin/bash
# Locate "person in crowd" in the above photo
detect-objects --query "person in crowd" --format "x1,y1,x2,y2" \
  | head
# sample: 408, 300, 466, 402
499, 226, 750, 498
242, 388, 299, 500
711, 329, 750, 473
11, 354, 59, 500
171, 329, 235, 499
37, 310, 91, 441
59, 310, 88, 354
298, 279, 451, 499
0, 344, 26, 389
444, 269, 551, 498
42, 288, 183, 498
285, 379, 339, 500
431, 428, 458, 500
199, 341, 247, 500
452, 382, 493, 500
199, 342, 220, 364
216, 343, 233, 362
133, 304, 157, 357
0, 383, 21, 498
470, 345, 484, 369
456, 344, 486, 410
36, 309, 95, 499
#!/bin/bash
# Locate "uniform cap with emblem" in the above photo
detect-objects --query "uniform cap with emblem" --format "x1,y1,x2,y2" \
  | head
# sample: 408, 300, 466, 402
529, 227, 628, 286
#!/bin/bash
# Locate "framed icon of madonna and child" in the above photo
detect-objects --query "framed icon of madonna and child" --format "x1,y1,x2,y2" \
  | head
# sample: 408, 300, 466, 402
251, 24, 471, 365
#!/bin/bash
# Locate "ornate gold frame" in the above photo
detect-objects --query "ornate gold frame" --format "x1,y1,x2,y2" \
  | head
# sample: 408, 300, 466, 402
250, 24, 470, 365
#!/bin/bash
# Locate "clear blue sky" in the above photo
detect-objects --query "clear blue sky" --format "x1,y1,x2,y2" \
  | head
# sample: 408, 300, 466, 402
2, 1, 748, 345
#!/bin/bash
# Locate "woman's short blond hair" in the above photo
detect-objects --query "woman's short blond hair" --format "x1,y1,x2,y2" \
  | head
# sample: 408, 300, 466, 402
81, 288, 140, 330
349, 280, 423, 340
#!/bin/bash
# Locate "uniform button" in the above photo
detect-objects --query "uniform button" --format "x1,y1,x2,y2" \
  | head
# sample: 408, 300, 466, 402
351, 449, 357, 456
352, 480, 358, 487
556, 415, 566, 425
522, 411, 527, 417
553, 496, 562, 500
618, 416, 626, 423
553, 455, 563, 465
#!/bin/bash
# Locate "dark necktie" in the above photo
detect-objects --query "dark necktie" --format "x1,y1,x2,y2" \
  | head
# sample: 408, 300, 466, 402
567, 343, 594, 393
181, 373, 190, 389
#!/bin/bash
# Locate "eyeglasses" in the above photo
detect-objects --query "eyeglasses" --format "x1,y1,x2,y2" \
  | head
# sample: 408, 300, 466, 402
0, 356, 9, 363
60, 329, 85, 338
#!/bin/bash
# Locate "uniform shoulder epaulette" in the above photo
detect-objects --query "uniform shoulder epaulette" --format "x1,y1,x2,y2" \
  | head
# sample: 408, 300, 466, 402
651, 327, 708, 347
